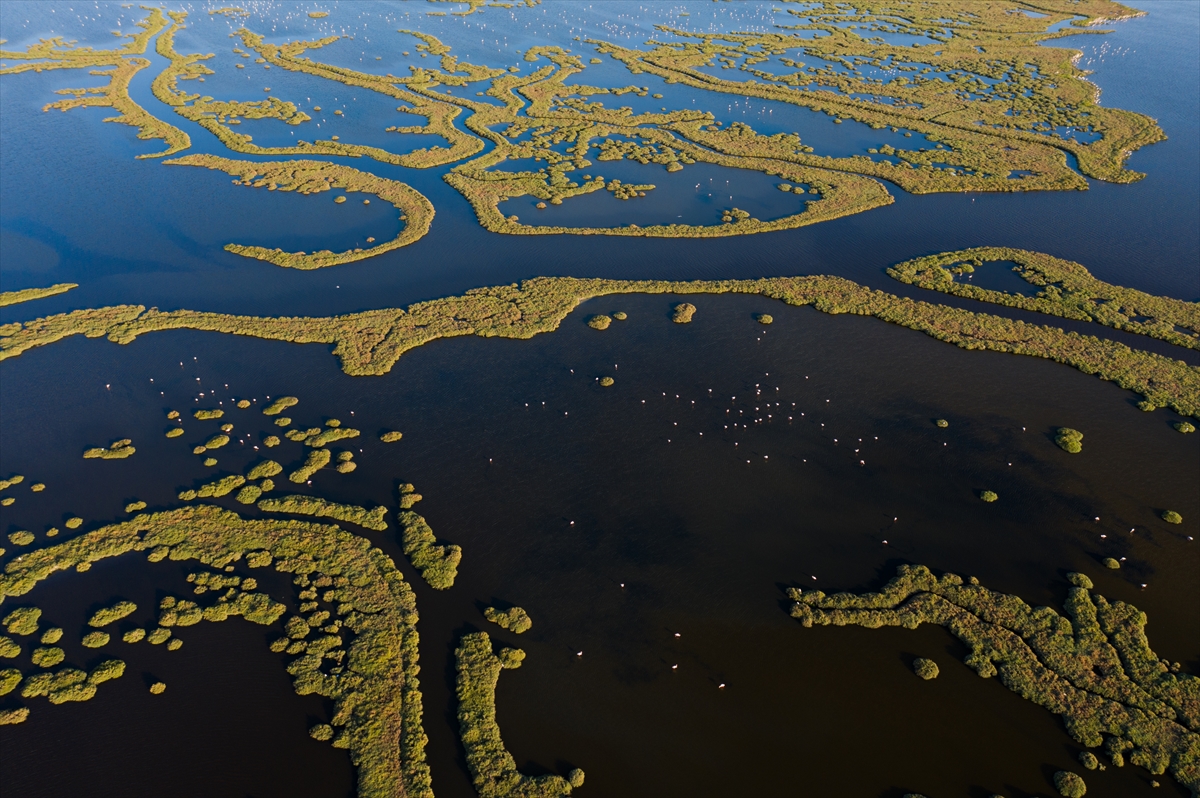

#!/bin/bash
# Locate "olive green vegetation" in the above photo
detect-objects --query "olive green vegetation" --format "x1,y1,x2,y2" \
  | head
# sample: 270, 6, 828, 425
181, 474, 247, 500
1054, 770, 1088, 798
587, 315, 612, 330
277, 417, 294, 427
248, 460, 283, 480
4, 607, 41, 636
236, 399, 252, 409
0, 475, 24, 491
398, 490, 460, 590
671, 302, 697, 323
6, 1, 1162, 249
83, 439, 136, 459
1057, 428, 1084, 454
20, 658, 126, 706
304, 427, 361, 448
30, 484, 45, 493
64, 517, 83, 530
913, 658, 939, 680
1162, 511, 1183, 525
258, 495, 388, 531
124, 501, 147, 513
202, 434, 230, 450
980, 490, 998, 502
164, 155, 436, 269
381, 431, 404, 443
8, 532, 35, 547
1104, 558, 1121, 570
123, 628, 146, 643
755, 314, 773, 325
0, 637, 20, 658
935, 419, 949, 428
149, 681, 166, 694
31, 646, 65, 668
612, 311, 628, 321
1, 498, 15, 507
81, 631, 110, 648
289, 449, 331, 483
0, 668, 20, 695
1080, 750, 1101, 771
5, 264, 1198, 417
0, 505, 432, 798
89, 601, 137, 627
0, 284, 78, 308
0, 707, 30, 724
1177, 422, 1196, 434
263, 396, 299, 416
40, 628, 63, 645
194, 409, 224, 420
203, 457, 219, 467
483, 606, 532, 634
889, 248, 1200, 351
264, 435, 281, 447
456, 632, 584, 797
166, 428, 184, 440
790, 565, 1200, 792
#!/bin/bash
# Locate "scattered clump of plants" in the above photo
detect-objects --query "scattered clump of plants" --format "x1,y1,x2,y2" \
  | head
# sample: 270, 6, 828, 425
381, 431, 403, 442
83, 439, 135, 459
671, 302, 696, 323
483, 606, 532, 634
587, 315, 611, 330
193, 409, 224, 420
980, 490, 998, 502
1056, 427, 1084, 454
912, 658, 939, 680
289, 449, 331, 483
755, 313, 773, 324
1161, 511, 1182, 525
88, 601, 137, 627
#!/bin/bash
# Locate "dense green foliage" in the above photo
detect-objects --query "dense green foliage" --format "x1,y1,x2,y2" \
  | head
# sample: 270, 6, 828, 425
381, 431, 404, 443
399, 509, 461, 590
1162, 511, 1183, 525
912, 658, 939, 680
194, 409, 224, 420
671, 302, 697, 323
0, 284, 78, 308
289, 449, 331, 483
263, 397, 299, 416
889, 248, 1199, 350
483, 606, 533, 635
258, 495, 388, 531
980, 490, 998, 502
1057, 428, 1084, 454
456, 632, 583, 797
83, 439, 136, 459
3, 607, 41, 636
587, 315, 612, 330
1054, 770, 1087, 797
790, 565, 1200, 791
88, 601, 137, 627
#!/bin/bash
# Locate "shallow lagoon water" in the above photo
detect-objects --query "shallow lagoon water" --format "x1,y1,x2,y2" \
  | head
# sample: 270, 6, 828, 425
1, 2, 1199, 797
1, 293, 1196, 797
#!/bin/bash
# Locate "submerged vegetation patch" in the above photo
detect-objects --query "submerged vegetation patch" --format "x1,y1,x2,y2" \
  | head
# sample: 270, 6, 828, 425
790, 565, 1200, 792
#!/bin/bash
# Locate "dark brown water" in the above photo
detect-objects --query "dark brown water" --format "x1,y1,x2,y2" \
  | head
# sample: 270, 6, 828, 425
2, 293, 1195, 797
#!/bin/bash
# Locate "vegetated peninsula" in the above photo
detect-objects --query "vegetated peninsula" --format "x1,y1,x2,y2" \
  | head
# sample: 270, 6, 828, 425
789, 565, 1199, 793
3, 259, 1197, 417
0, 284, 77, 308
888, 247, 1200, 350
